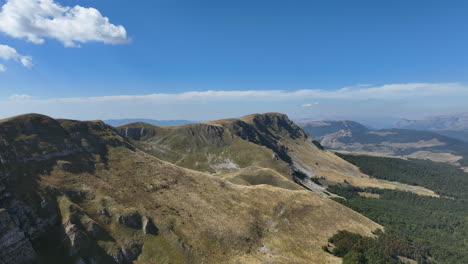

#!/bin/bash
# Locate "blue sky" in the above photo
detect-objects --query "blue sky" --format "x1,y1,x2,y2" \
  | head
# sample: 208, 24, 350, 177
0, 0, 467, 125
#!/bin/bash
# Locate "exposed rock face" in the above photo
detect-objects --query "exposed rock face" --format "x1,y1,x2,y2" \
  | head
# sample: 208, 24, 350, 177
121, 244, 142, 263
110, 244, 142, 264
120, 124, 158, 141
4, 199, 59, 241
0, 208, 37, 264
143, 217, 159, 235
118, 212, 143, 229
89, 221, 106, 239
210, 113, 308, 164
64, 222, 90, 256
0, 114, 134, 263
121, 123, 228, 148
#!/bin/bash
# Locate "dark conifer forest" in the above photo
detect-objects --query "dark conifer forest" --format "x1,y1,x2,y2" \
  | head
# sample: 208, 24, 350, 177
327, 154, 468, 264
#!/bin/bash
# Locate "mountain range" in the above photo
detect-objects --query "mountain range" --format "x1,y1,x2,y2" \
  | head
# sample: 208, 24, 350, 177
395, 113, 468, 142
0, 112, 441, 264
299, 120, 468, 165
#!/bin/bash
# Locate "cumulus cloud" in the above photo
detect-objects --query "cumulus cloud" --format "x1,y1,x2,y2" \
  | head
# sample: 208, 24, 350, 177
0, 0, 129, 47
0, 44, 32, 70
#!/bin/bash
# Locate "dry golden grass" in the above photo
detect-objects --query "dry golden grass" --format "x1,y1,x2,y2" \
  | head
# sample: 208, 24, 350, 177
121, 113, 439, 198
42, 147, 381, 264
220, 167, 301, 190
288, 138, 438, 197
2, 113, 390, 263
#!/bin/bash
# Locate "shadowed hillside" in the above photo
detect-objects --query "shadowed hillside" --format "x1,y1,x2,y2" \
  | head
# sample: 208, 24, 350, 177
0, 113, 384, 264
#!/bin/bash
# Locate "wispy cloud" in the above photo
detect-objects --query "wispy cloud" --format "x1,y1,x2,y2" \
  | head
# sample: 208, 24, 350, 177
0, 44, 32, 70
2, 83, 467, 120
0, 0, 129, 47
8, 94, 34, 100
10, 82, 465, 103
300, 102, 319, 108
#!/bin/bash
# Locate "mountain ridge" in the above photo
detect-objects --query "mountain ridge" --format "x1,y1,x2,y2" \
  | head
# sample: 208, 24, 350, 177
104, 119, 194, 127
0, 112, 385, 264
299, 119, 468, 164
118, 113, 437, 197
395, 113, 468, 142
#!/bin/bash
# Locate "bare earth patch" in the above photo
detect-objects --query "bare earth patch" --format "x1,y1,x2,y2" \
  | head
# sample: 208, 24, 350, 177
358, 192, 380, 198
406, 151, 462, 164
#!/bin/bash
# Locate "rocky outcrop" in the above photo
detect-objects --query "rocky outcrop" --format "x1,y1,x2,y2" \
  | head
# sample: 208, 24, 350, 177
63, 222, 91, 257
0, 114, 135, 263
111, 244, 142, 264
143, 217, 159, 235
120, 124, 158, 141
118, 212, 143, 229
0, 208, 37, 264
120, 122, 228, 148
215, 113, 308, 164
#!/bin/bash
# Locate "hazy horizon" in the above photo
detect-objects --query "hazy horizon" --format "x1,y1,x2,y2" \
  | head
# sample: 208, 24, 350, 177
1, 0, 467, 125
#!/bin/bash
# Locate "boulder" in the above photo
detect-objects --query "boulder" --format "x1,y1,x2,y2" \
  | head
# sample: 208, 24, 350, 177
121, 244, 142, 263
64, 222, 90, 256
117, 212, 142, 229
143, 217, 159, 235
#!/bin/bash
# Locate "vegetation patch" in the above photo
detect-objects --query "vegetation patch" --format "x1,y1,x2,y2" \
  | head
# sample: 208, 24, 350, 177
312, 140, 325, 150
324, 229, 426, 264
459, 153, 468, 166
136, 236, 187, 264
329, 185, 468, 264
337, 153, 468, 198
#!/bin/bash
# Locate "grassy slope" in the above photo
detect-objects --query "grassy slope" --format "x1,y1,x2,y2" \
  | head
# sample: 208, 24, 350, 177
119, 113, 437, 197
2, 114, 383, 264
221, 167, 301, 190
43, 146, 382, 264
118, 120, 293, 186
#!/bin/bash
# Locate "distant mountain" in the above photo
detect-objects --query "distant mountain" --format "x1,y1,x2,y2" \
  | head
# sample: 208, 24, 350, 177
299, 120, 468, 164
104, 118, 194, 127
395, 113, 468, 142
396, 113, 468, 131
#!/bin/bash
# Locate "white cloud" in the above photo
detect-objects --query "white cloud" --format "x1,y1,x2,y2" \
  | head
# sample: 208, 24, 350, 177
0, 44, 32, 69
0, 64, 5, 72
0, 0, 129, 47
300, 102, 319, 108
5, 82, 467, 103
1, 83, 467, 120
8, 94, 34, 100
34, 82, 467, 103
